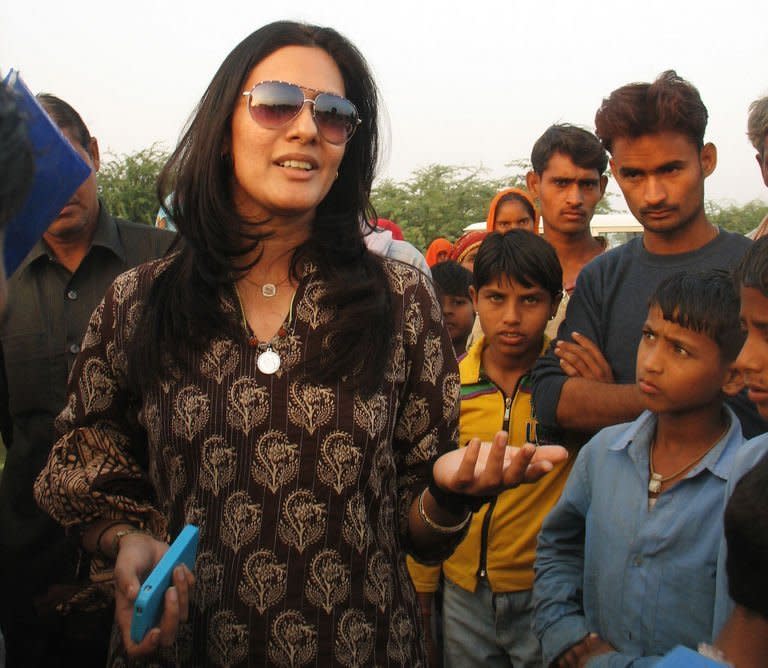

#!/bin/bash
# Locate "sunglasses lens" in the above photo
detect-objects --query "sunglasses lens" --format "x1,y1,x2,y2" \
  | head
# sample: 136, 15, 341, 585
246, 82, 359, 144
314, 93, 358, 144
247, 82, 303, 128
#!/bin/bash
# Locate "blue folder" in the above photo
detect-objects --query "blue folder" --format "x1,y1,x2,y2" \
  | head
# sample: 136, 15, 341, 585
2, 70, 90, 274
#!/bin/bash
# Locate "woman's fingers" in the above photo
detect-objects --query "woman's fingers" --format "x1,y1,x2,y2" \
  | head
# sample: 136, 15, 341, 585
173, 565, 191, 623
453, 437, 482, 489
501, 442, 536, 488
157, 586, 181, 648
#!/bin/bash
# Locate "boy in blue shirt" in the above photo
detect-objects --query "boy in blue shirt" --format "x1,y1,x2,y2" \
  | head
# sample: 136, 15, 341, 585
533, 270, 746, 666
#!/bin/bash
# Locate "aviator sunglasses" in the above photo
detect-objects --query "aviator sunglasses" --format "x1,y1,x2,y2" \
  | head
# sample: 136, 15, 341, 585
242, 80, 361, 145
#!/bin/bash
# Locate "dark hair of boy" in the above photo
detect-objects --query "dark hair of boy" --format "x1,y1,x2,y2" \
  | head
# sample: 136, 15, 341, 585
431, 260, 472, 299
735, 236, 768, 297
530, 124, 608, 175
594, 70, 708, 153
473, 230, 562, 301
724, 451, 768, 620
649, 269, 746, 363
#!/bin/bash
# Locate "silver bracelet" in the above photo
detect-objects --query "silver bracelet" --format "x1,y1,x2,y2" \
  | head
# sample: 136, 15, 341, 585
418, 489, 472, 534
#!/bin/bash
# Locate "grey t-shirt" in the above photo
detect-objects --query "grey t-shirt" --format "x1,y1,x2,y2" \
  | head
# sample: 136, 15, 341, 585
531, 229, 761, 435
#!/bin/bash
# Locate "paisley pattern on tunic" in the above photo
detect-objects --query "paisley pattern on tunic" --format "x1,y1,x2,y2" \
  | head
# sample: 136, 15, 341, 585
34, 257, 460, 666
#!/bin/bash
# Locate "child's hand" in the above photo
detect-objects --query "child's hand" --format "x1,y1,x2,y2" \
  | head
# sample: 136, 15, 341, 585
432, 430, 568, 497
556, 633, 615, 667
555, 332, 614, 382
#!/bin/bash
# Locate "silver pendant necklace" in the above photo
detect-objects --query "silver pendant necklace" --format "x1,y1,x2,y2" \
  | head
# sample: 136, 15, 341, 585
256, 346, 281, 374
233, 283, 295, 375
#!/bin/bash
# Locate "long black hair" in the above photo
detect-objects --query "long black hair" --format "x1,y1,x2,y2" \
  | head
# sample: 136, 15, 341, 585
129, 21, 392, 394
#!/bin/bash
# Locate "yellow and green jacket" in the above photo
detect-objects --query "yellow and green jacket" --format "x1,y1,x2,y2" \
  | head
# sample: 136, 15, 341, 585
408, 335, 573, 593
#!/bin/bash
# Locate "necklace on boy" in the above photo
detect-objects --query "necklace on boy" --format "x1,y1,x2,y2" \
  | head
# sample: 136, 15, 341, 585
233, 282, 293, 375
648, 420, 730, 495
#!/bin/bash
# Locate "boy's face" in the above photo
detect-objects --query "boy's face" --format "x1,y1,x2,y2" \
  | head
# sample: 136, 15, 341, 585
735, 286, 768, 419
471, 276, 554, 363
440, 293, 475, 348
636, 305, 733, 415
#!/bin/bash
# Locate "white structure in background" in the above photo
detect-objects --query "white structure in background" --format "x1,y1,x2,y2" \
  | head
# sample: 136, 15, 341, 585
588, 213, 643, 247
464, 213, 642, 248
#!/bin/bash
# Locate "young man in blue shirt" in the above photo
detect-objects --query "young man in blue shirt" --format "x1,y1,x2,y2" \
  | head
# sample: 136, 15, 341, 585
532, 270, 745, 666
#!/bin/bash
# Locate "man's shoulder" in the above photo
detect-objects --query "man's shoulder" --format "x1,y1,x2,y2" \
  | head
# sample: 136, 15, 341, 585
715, 227, 752, 254
113, 216, 176, 259
577, 236, 642, 282
578, 417, 644, 464
113, 216, 176, 240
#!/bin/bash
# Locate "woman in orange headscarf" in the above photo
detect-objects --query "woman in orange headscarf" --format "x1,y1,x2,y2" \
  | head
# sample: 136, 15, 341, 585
425, 237, 453, 267
486, 187, 539, 235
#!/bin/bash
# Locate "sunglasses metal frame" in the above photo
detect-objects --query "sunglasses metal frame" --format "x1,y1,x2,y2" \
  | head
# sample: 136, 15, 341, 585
241, 80, 362, 145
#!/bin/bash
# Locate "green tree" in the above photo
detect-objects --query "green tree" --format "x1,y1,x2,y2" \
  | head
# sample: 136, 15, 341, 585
372, 164, 525, 250
705, 199, 768, 235
98, 144, 169, 225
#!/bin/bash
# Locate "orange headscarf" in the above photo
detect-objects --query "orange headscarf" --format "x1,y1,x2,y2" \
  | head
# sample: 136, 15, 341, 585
425, 238, 454, 267
486, 187, 540, 235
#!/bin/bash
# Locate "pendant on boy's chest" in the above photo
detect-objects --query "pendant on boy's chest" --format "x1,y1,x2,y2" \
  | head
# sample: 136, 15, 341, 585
648, 474, 663, 494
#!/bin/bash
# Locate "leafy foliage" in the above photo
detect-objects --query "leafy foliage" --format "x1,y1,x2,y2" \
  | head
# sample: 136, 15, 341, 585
705, 199, 768, 235
98, 144, 168, 225
372, 164, 526, 250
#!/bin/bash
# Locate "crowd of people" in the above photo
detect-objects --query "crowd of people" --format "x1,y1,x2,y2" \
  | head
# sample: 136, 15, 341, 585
0, 17, 767, 668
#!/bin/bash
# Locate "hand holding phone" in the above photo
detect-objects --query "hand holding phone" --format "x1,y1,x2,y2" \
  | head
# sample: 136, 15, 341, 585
130, 525, 199, 644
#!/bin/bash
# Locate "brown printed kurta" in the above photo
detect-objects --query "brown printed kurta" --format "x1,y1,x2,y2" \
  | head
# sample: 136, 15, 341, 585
34, 255, 461, 667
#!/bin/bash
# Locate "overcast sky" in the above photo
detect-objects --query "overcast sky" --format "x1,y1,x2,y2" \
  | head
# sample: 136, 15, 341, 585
3, 0, 767, 212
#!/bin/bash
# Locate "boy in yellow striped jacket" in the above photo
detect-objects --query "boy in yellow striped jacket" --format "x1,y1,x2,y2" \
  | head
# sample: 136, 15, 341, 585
409, 229, 573, 666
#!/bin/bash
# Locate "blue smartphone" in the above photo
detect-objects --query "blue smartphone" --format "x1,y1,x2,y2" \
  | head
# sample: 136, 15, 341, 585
130, 524, 199, 644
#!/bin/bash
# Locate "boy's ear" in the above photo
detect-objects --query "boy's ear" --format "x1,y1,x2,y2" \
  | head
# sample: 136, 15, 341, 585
469, 285, 478, 312
551, 291, 563, 319
721, 365, 745, 397
525, 170, 540, 199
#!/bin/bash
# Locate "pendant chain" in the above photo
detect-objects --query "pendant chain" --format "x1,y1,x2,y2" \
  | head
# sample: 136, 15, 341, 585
648, 418, 730, 498
232, 282, 297, 375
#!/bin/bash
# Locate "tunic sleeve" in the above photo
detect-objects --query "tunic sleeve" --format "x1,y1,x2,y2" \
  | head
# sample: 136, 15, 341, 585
388, 265, 461, 563
34, 263, 167, 540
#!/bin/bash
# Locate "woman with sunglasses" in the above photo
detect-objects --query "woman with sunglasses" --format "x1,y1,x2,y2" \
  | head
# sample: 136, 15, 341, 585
34, 21, 566, 665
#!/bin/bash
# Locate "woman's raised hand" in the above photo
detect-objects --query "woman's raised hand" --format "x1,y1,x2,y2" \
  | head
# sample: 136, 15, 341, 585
432, 431, 568, 497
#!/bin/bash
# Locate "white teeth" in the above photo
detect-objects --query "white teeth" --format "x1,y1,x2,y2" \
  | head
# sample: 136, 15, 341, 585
279, 160, 313, 170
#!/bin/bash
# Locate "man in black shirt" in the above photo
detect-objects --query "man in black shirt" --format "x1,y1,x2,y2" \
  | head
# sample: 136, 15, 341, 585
0, 94, 174, 667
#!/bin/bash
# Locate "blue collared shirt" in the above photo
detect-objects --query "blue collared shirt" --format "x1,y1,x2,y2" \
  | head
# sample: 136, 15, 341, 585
533, 408, 744, 667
